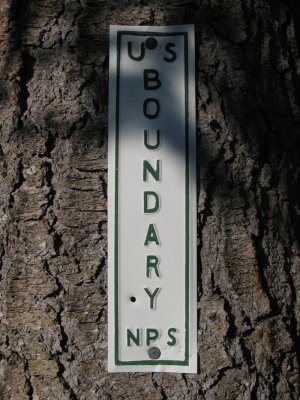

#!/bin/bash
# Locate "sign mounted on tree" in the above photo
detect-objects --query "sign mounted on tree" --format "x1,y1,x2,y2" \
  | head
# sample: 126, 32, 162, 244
108, 25, 197, 373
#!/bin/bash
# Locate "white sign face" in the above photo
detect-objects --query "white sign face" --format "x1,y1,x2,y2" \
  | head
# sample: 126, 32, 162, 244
108, 25, 196, 373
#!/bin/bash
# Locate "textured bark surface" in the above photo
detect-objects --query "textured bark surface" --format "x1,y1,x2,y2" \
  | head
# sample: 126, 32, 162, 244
0, 0, 300, 399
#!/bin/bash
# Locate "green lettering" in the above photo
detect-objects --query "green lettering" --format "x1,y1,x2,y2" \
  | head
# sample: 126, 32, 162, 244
128, 41, 145, 61
144, 223, 160, 246
144, 129, 160, 150
164, 43, 177, 62
127, 328, 141, 346
144, 287, 161, 309
144, 191, 160, 213
144, 69, 161, 90
143, 160, 161, 182
143, 98, 160, 119
146, 255, 160, 278
146, 328, 159, 345
167, 328, 177, 346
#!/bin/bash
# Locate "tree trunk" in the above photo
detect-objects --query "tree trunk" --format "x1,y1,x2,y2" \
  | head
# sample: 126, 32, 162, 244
0, 0, 299, 399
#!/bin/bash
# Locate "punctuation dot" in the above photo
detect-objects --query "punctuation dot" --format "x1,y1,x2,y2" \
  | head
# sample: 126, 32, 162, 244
146, 37, 158, 50
130, 297, 136, 303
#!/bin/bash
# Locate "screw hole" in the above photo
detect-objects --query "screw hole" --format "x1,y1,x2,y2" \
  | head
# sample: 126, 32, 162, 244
130, 297, 136, 303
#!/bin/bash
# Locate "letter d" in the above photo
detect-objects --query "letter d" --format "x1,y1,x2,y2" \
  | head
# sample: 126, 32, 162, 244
144, 191, 160, 213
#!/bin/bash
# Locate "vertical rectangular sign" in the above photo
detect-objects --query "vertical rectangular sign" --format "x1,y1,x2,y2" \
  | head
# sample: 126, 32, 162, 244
108, 25, 196, 373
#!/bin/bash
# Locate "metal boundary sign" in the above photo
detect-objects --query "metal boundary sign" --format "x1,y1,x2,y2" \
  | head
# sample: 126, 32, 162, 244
108, 25, 196, 373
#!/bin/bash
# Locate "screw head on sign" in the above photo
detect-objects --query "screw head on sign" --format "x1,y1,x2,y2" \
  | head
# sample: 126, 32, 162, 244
148, 347, 161, 359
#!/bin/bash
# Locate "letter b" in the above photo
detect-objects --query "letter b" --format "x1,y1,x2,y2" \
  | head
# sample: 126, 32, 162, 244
144, 69, 161, 90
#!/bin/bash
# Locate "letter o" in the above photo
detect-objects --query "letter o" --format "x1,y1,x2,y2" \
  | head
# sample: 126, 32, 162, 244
143, 98, 160, 119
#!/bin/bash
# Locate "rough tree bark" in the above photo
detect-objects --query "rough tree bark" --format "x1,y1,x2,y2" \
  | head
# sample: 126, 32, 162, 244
0, 0, 299, 399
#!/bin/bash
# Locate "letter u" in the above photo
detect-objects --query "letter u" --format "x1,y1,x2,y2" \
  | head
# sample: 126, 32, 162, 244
128, 42, 145, 61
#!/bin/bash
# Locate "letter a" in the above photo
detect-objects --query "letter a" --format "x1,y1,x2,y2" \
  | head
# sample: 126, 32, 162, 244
144, 223, 160, 246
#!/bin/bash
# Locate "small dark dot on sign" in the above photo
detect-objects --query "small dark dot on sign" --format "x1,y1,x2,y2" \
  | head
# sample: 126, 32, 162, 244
130, 297, 136, 302
146, 37, 158, 50
148, 347, 161, 360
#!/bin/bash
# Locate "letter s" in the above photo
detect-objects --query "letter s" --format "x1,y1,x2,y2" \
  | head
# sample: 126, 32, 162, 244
167, 327, 177, 346
164, 43, 177, 63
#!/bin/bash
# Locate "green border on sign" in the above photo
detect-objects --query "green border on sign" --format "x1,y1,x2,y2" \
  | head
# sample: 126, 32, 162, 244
115, 31, 189, 366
